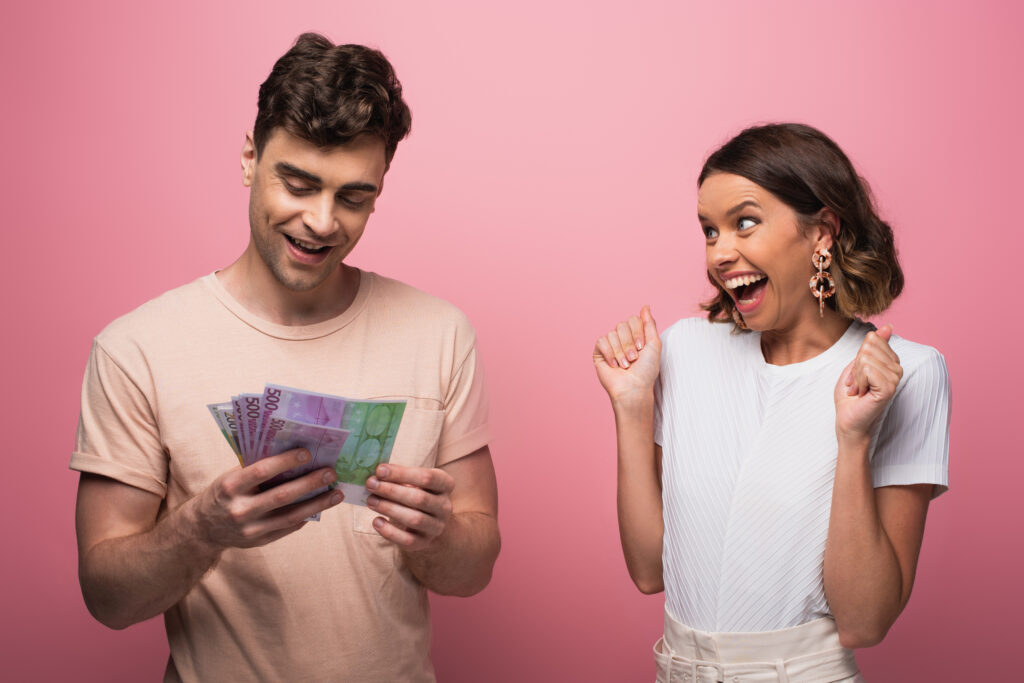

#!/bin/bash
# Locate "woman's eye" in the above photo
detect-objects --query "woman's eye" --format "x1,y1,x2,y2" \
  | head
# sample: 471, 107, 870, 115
702, 225, 718, 239
738, 217, 758, 230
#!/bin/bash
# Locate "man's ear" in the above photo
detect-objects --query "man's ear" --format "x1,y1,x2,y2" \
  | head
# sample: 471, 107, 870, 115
241, 132, 257, 187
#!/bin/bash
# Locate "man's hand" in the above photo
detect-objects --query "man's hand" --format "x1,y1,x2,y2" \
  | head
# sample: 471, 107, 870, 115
190, 448, 345, 550
364, 463, 454, 552
76, 447, 344, 629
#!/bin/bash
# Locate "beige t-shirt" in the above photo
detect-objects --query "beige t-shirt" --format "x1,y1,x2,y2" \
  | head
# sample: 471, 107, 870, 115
72, 271, 491, 683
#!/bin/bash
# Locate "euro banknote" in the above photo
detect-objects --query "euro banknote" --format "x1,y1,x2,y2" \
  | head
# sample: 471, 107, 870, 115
207, 384, 406, 510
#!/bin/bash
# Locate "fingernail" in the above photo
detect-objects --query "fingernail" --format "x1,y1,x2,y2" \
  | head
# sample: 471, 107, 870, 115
620, 358, 630, 368
366, 495, 379, 507
610, 358, 618, 368
297, 449, 311, 463
366, 477, 379, 490
636, 340, 644, 351
372, 517, 384, 530
331, 492, 343, 504
627, 350, 638, 361
377, 465, 390, 479
323, 470, 337, 484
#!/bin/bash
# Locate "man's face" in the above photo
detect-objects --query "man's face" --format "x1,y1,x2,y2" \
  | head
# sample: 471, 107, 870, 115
242, 128, 388, 293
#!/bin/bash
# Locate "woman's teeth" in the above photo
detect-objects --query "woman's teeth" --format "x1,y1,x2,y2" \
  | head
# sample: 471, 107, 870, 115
724, 273, 766, 290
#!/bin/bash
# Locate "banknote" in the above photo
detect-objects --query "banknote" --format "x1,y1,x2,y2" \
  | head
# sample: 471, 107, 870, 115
332, 400, 406, 505
254, 384, 348, 457
206, 403, 242, 465
208, 386, 407, 511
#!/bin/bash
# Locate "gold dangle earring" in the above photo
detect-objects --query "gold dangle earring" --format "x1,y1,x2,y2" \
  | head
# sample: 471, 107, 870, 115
809, 246, 835, 318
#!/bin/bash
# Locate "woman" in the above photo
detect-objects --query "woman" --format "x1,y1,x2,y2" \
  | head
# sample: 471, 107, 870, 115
594, 123, 950, 682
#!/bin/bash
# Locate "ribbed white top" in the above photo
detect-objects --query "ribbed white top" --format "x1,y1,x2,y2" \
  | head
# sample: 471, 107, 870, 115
654, 318, 950, 632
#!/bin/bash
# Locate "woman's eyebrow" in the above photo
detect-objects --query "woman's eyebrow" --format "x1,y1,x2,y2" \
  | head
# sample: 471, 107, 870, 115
726, 200, 761, 216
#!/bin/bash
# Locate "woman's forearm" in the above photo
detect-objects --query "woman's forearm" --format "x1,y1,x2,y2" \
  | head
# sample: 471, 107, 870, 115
823, 436, 903, 648
613, 396, 664, 594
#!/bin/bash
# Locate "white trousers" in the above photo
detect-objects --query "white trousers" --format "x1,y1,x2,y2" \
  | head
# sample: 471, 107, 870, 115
654, 609, 864, 683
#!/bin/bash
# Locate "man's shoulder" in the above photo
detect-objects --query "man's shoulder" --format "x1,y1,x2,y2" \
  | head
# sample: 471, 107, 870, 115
95, 276, 214, 355
367, 272, 474, 332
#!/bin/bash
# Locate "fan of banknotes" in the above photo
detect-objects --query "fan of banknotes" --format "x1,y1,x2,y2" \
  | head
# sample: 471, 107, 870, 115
207, 384, 406, 510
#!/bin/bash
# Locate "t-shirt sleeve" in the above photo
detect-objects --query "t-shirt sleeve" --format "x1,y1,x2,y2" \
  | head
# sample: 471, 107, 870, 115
870, 347, 951, 498
436, 341, 491, 466
70, 339, 168, 496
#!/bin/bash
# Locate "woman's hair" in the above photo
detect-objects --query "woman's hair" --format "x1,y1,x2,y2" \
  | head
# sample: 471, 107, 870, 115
253, 33, 412, 165
698, 123, 903, 327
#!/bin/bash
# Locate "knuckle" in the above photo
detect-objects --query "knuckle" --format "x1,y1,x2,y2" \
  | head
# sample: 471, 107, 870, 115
227, 501, 248, 524
407, 511, 426, 528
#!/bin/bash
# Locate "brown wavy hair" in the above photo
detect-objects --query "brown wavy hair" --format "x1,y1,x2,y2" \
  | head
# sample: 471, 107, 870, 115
698, 123, 903, 328
253, 33, 412, 165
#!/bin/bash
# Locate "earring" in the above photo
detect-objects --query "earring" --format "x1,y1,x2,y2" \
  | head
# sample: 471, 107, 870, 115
809, 246, 835, 318
731, 306, 748, 330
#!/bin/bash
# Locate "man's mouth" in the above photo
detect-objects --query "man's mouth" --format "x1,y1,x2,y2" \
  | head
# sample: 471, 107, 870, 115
285, 234, 330, 254
724, 273, 768, 306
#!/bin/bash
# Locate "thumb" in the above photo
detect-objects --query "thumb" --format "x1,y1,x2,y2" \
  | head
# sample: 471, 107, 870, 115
874, 323, 894, 342
641, 305, 659, 341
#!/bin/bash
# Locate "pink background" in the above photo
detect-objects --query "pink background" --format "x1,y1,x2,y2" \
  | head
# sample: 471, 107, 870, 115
3, 1, 1021, 680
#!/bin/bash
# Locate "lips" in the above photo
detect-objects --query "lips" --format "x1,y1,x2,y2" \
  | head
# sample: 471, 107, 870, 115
283, 234, 333, 265
720, 271, 768, 314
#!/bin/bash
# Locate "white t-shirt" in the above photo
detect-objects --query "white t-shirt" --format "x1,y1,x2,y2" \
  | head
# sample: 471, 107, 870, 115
653, 317, 950, 633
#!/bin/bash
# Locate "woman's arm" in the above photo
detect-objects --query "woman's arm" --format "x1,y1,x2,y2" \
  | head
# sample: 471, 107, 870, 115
824, 325, 933, 648
594, 306, 665, 594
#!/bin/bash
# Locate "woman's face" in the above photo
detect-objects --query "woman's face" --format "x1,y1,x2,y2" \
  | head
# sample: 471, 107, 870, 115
697, 172, 832, 333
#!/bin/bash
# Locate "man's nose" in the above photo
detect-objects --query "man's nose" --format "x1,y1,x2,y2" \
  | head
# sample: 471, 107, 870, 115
302, 194, 336, 237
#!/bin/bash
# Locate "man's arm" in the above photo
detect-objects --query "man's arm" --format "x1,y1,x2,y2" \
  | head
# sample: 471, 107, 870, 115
365, 446, 499, 596
76, 449, 343, 629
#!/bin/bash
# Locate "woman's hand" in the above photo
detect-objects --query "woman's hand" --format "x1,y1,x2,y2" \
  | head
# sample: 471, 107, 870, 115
593, 305, 661, 408
834, 324, 903, 443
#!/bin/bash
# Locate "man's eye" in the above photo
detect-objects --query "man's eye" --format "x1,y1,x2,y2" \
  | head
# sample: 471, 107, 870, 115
285, 182, 313, 195
738, 217, 758, 230
340, 195, 369, 209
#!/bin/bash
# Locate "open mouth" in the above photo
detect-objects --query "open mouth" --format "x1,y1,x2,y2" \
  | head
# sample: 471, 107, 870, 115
724, 273, 768, 309
285, 234, 330, 255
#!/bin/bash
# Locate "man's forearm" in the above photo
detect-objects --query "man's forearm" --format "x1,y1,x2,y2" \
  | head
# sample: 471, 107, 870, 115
80, 496, 221, 629
401, 510, 500, 597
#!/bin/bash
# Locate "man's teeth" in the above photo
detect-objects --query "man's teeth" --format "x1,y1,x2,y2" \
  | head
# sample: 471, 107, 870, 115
724, 273, 766, 290
289, 236, 326, 251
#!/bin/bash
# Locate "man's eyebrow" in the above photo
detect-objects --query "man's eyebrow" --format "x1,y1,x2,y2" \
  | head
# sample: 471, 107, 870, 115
275, 162, 321, 184
274, 163, 377, 192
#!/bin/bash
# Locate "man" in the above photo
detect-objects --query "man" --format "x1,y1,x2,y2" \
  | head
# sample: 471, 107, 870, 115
72, 33, 499, 682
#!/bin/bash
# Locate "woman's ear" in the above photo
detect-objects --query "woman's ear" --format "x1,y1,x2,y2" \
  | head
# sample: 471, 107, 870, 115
815, 208, 840, 250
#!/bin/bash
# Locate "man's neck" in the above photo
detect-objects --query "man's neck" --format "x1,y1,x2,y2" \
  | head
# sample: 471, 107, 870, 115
216, 249, 361, 326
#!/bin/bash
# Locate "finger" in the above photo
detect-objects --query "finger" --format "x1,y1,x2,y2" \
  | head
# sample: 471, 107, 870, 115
859, 340, 901, 374
372, 516, 425, 550
234, 448, 315, 492
616, 322, 639, 363
372, 463, 454, 495
607, 330, 629, 368
641, 305, 659, 341
859, 360, 902, 395
251, 466, 340, 515
874, 323, 894, 343
247, 488, 343, 539
366, 494, 445, 537
594, 336, 617, 368
627, 315, 644, 351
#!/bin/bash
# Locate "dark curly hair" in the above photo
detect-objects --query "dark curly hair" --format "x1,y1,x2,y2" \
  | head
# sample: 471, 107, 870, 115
253, 33, 412, 165
699, 123, 903, 327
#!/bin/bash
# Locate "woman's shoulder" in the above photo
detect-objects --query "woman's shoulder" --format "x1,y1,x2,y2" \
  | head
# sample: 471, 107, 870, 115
662, 315, 739, 346
660, 316, 749, 367
885, 332, 950, 395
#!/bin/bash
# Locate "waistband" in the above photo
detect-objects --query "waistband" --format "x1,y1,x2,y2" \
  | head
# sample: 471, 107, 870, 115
654, 609, 859, 683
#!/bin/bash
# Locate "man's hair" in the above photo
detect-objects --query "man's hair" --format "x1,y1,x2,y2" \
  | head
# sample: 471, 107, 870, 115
698, 123, 904, 327
253, 33, 412, 164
